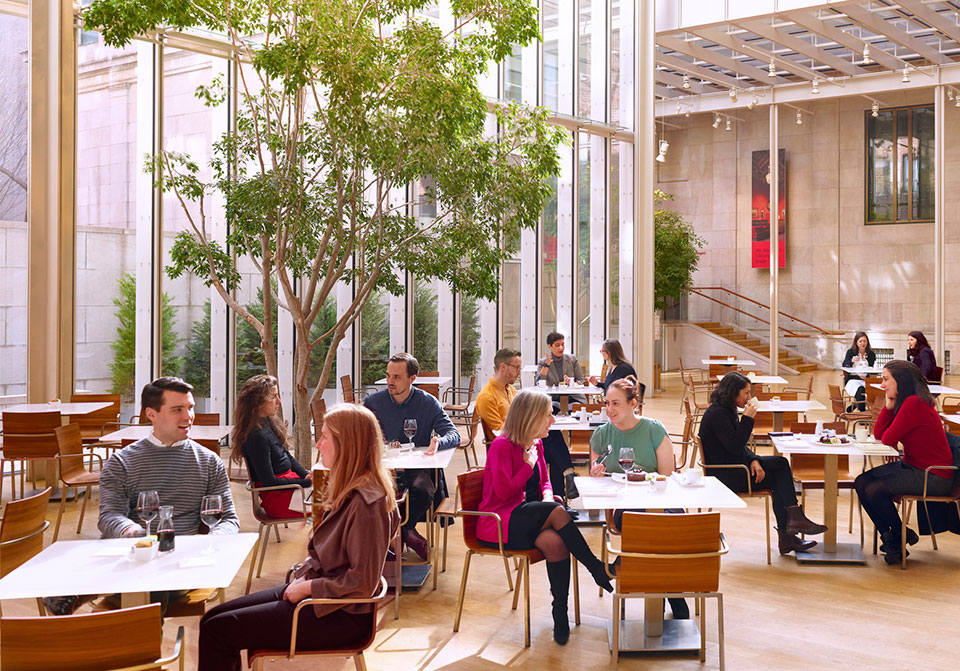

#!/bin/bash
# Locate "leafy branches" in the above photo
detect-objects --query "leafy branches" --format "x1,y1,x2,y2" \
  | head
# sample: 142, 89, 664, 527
654, 189, 704, 311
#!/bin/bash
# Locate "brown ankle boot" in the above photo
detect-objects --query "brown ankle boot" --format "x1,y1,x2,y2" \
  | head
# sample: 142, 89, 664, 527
784, 505, 828, 536
778, 529, 817, 555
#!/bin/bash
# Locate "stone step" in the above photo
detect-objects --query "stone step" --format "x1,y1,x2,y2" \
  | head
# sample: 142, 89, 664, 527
795, 363, 819, 373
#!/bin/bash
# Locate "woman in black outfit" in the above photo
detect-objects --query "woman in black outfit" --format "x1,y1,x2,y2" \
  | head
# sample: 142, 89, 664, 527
698, 372, 827, 555
907, 331, 938, 381
588, 338, 639, 393
842, 331, 876, 410
231, 375, 312, 518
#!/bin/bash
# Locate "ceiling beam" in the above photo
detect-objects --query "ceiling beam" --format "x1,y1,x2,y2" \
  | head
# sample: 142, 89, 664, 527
656, 85, 685, 98
691, 26, 821, 81
896, 0, 960, 46
654, 51, 745, 89
657, 34, 785, 87
736, 18, 869, 77
783, 10, 907, 71
841, 3, 950, 65
654, 69, 711, 95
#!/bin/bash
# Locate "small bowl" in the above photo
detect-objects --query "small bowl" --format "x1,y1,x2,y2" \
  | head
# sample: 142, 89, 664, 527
132, 541, 158, 562
652, 476, 668, 492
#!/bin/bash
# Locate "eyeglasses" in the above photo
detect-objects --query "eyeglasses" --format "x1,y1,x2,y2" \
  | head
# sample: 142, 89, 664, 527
505, 362, 522, 370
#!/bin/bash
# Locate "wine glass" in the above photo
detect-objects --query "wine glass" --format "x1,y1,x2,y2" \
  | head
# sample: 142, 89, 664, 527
136, 490, 159, 537
403, 418, 417, 445
618, 447, 635, 474
200, 494, 223, 554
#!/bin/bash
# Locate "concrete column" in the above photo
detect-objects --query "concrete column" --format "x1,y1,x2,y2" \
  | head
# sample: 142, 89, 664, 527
27, 0, 76, 402
934, 85, 945, 368
769, 104, 779, 375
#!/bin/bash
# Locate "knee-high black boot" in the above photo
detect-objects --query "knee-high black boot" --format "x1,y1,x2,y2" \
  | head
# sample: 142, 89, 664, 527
545, 559, 571, 645
556, 522, 612, 592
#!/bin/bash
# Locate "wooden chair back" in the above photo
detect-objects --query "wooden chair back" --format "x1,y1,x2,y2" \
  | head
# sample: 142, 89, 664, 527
310, 395, 327, 443
193, 413, 220, 426
418, 371, 440, 399
457, 470, 485, 551
0, 488, 51, 579
462, 406, 482, 446
340, 375, 357, 403
67, 393, 121, 438
707, 364, 729, 379
864, 381, 884, 406
788, 422, 851, 475
678, 358, 705, 383
478, 416, 496, 444
930, 366, 944, 384
569, 403, 605, 456
619, 512, 722, 593
53, 424, 87, 480
0, 412, 61, 459
0, 603, 164, 671
940, 397, 960, 416
752, 392, 799, 433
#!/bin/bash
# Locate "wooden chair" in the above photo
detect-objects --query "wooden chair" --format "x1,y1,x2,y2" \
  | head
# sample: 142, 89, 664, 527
340, 375, 364, 404
443, 375, 476, 416
783, 374, 814, 400
929, 366, 944, 384
604, 512, 728, 666
417, 371, 441, 399
310, 395, 327, 444
751, 391, 799, 444
52, 424, 102, 541
788, 422, 863, 539
828, 384, 873, 433
668, 398, 697, 470
247, 577, 388, 671
0, 603, 184, 671
67, 393, 122, 444
940, 396, 960, 416
0, 487, 51, 618
0, 411, 61, 502
569, 403, 604, 462
243, 479, 311, 594
452, 469, 579, 647
694, 437, 772, 564
190, 413, 223, 455
449, 407, 482, 470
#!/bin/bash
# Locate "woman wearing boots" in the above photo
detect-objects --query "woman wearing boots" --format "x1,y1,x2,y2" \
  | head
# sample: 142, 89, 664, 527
478, 389, 612, 645
698, 372, 828, 555
854, 360, 953, 564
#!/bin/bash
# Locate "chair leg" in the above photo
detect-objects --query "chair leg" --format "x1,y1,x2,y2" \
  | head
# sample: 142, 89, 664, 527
700, 596, 707, 662
923, 501, 939, 551
900, 500, 908, 570
244, 526, 266, 595
36, 598, 45, 616
394, 531, 402, 620
54, 490, 67, 542
717, 593, 725, 671
273, 525, 281, 543
611, 594, 620, 662
256, 525, 272, 578
848, 489, 854, 534
764, 495, 771, 565
77, 485, 91, 534
502, 554, 514, 591
353, 652, 367, 671
453, 550, 473, 632
441, 519, 449, 572
511, 558, 523, 611
572, 556, 580, 625
522, 558, 531, 648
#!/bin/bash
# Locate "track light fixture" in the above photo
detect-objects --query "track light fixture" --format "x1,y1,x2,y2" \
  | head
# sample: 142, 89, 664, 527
682, 74, 691, 90
796, 110, 802, 125
729, 88, 738, 102
676, 103, 682, 115
725, 118, 732, 132
685, 107, 691, 117
862, 43, 872, 64
656, 139, 669, 163
713, 115, 721, 129
949, 90, 954, 102
768, 60, 776, 77
871, 101, 879, 118
955, 96, 960, 109
747, 96, 758, 110
811, 79, 819, 95
902, 68, 910, 83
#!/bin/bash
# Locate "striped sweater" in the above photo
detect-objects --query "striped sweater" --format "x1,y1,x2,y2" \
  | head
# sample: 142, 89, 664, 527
98, 436, 239, 538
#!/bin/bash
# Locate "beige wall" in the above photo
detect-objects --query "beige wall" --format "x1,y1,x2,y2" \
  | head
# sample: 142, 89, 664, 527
657, 89, 960, 370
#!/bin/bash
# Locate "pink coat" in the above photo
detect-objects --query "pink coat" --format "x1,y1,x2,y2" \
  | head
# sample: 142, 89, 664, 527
477, 434, 551, 544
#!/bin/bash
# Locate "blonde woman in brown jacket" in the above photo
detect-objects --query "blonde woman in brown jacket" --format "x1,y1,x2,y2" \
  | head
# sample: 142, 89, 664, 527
199, 404, 400, 671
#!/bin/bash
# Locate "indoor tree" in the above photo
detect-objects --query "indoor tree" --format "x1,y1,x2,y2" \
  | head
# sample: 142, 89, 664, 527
655, 189, 704, 311
83, 0, 564, 462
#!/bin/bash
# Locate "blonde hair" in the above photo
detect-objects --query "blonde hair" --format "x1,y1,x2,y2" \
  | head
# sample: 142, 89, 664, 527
501, 389, 552, 447
320, 404, 397, 514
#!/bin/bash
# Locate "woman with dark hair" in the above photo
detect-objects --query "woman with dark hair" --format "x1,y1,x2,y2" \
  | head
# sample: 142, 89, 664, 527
906, 331, 938, 381
479, 389, 612, 645
842, 331, 877, 410
698, 372, 827, 555
854, 360, 953, 564
588, 339, 638, 392
231, 375, 312, 518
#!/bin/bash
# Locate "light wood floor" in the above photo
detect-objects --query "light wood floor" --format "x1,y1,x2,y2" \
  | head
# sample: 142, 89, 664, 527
3, 369, 959, 669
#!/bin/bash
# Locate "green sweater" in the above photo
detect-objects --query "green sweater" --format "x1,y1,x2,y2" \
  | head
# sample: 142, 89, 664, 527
589, 417, 667, 473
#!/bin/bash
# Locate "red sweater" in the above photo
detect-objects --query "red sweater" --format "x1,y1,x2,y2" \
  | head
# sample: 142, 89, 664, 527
874, 395, 953, 480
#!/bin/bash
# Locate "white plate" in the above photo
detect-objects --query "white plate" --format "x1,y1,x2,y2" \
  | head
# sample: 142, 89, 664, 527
611, 472, 648, 485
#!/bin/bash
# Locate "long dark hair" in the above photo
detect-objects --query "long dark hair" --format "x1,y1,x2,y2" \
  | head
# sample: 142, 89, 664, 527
883, 360, 935, 416
851, 331, 873, 354
601, 338, 629, 366
231, 375, 289, 465
907, 331, 931, 358
710, 372, 751, 409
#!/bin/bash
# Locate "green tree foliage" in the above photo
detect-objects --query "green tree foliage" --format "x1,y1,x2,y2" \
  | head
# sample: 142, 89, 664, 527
655, 190, 705, 311
360, 291, 390, 387
84, 0, 565, 460
180, 300, 211, 397
110, 273, 180, 402
236, 288, 277, 392
460, 294, 481, 377
413, 279, 439, 373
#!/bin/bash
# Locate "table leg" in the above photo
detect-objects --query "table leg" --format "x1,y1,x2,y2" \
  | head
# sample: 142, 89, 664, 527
120, 592, 149, 608
823, 453, 839, 553
644, 598, 663, 636
773, 412, 783, 433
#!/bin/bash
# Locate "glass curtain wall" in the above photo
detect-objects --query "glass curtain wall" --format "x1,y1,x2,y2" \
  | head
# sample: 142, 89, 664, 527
0, 14, 28, 402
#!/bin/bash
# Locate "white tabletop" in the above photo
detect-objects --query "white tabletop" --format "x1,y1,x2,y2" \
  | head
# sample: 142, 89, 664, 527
527, 384, 603, 396
941, 414, 960, 423
870, 383, 960, 395
553, 415, 604, 432
0, 534, 259, 600
841, 366, 884, 375
521, 365, 540, 373
573, 475, 746, 510
100, 424, 233, 442
313, 445, 456, 472
769, 434, 898, 457
716, 375, 787, 385
373, 376, 452, 386
754, 399, 827, 412
3, 402, 112, 416
701, 359, 756, 367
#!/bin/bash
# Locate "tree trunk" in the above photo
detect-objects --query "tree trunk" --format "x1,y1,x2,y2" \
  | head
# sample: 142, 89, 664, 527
292, 335, 314, 466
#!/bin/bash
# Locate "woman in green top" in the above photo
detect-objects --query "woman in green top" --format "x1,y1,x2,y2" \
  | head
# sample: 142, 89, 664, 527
587, 376, 688, 620
588, 377, 675, 477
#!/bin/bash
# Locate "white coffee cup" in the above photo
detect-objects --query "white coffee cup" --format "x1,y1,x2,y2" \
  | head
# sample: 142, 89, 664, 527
855, 426, 870, 443
653, 477, 668, 492
685, 467, 703, 485
537, 379, 547, 387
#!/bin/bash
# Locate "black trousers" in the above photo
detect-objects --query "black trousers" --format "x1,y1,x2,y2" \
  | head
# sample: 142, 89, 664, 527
198, 585, 370, 671
709, 455, 797, 528
854, 461, 952, 534
543, 430, 573, 496
396, 469, 435, 533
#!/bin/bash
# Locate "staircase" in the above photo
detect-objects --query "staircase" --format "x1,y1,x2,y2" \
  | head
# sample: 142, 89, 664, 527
697, 322, 819, 373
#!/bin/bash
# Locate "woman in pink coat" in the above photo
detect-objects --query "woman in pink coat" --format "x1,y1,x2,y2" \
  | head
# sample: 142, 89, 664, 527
478, 389, 611, 645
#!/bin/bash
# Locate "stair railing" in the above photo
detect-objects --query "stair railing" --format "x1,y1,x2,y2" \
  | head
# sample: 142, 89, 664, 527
687, 287, 844, 338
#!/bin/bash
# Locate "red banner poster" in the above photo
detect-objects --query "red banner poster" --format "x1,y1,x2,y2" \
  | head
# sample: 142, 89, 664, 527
751, 149, 786, 269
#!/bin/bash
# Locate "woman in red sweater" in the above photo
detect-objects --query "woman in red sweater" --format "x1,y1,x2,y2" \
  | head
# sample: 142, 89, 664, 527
854, 360, 954, 564
478, 389, 611, 645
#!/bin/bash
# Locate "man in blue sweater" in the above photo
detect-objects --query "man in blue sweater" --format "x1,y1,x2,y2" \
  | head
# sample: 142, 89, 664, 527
364, 353, 460, 560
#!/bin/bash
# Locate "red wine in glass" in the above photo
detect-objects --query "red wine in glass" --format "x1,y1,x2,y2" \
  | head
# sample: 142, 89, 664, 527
618, 458, 635, 472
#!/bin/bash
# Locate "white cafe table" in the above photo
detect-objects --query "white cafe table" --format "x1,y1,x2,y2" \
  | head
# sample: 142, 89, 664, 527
3, 402, 112, 415
770, 434, 898, 564
841, 366, 884, 376
572, 475, 743, 653
552, 415, 605, 432
530, 384, 604, 396
373, 376, 452, 386
715, 374, 787, 385
100, 425, 233, 444
0, 533, 259, 608
869, 383, 960, 395
754, 399, 827, 432
701, 359, 756, 368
